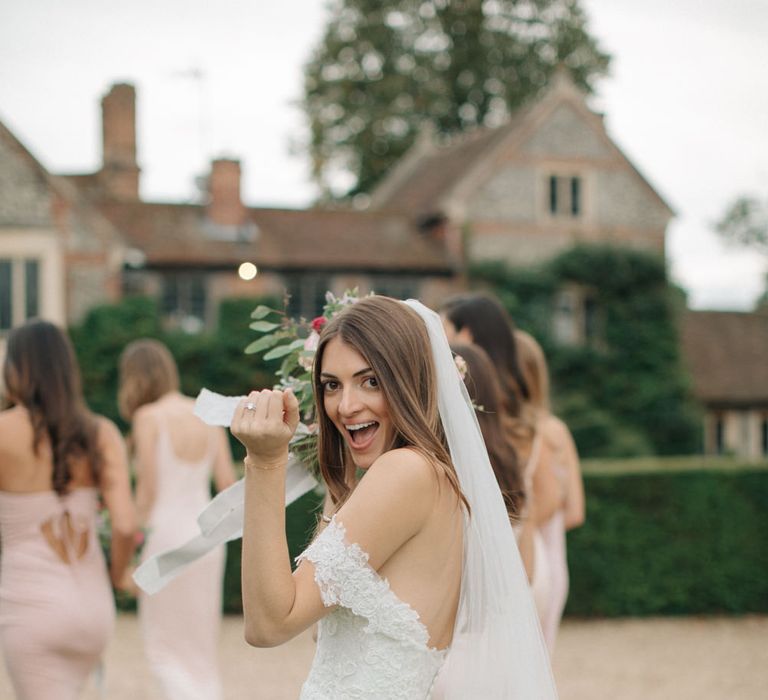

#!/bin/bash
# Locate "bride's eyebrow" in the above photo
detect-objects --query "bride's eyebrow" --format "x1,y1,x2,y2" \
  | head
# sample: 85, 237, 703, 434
320, 368, 373, 379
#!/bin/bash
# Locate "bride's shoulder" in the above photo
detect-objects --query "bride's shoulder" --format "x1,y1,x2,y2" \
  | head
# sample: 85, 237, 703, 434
365, 448, 441, 497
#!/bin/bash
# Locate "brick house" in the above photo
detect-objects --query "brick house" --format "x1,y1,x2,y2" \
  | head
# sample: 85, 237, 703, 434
680, 310, 768, 459
2, 72, 673, 334
59, 84, 457, 328
0, 119, 124, 333
370, 68, 674, 266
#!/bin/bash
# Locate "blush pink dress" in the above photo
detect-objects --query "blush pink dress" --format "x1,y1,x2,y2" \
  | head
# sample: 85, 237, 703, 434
522, 433, 552, 624
0, 488, 115, 700
138, 420, 225, 700
539, 507, 567, 653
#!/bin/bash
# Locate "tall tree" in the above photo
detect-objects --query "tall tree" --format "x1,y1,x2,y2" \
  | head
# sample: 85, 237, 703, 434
715, 196, 768, 254
303, 0, 610, 198
715, 195, 768, 309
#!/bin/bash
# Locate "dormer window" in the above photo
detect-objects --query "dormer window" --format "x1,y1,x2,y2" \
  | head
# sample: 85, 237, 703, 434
547, 174, 582, 217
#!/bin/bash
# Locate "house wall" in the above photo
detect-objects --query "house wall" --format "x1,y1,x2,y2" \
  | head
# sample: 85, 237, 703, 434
0, 228, 66, 326
0, 136, 54, 227
704, 407, 768, 460
464, 102, 669, 264
0, 137, 67, 329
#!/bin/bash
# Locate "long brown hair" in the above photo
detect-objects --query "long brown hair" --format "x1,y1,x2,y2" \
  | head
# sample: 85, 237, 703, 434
441, 293, 530, 417
451, 342, 525, 520
3, 320, 102, 495
514, 330, 551, 414
312, 296, 468, 511
118, 339, 180, 421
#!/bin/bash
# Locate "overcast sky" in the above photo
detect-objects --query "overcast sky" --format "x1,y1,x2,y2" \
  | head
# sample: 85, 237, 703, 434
1, 0, 766, 310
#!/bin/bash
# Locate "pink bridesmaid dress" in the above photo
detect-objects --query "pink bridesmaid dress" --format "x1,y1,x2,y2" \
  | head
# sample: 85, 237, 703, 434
538, 507, 568, 653
0, 488, 115, 700
522, 434, 552, 624
139, 421, 225, 700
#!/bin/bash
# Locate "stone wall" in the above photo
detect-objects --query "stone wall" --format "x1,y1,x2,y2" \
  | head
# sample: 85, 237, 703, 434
0, 135, 53, 227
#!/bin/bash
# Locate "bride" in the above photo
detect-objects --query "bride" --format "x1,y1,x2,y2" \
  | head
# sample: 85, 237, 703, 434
231, 296, 556, 698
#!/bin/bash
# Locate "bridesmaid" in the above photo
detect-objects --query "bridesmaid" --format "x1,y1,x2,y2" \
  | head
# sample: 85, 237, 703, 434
0, 320, 136, 700
450, 342, 551, 618
514, 329, 585, 652
441, 294, 563, 619
118, 339, 236, 700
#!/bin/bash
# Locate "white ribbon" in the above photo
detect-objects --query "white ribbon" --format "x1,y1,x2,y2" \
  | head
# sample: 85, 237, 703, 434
132, 389, 318, 595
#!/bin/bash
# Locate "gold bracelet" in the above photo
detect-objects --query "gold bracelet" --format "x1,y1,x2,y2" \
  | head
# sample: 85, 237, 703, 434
243, 455, 285, 471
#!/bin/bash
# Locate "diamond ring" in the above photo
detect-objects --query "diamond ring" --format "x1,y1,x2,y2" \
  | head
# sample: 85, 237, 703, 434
245, 401, 257, 411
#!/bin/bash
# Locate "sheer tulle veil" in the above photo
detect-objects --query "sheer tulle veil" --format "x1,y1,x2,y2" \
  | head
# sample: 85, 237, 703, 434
405, 300, 558, 699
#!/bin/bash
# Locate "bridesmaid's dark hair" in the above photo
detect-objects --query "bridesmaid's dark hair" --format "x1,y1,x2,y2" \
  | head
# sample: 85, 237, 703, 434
450, 342, 525, 521
2, 320, 102, 495
441, 293, 530, 417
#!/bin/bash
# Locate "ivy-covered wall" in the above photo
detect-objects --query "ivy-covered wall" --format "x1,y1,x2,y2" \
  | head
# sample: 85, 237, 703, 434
470, 245, 702, 458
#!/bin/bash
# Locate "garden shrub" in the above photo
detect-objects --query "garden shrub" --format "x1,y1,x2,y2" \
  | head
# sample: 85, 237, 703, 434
565, 464, 768, 616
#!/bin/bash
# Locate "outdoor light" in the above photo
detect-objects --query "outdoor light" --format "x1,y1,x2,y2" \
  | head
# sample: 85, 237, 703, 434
238, 262, 258, 280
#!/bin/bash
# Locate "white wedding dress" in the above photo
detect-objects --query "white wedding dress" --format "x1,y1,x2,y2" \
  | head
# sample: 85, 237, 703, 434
297, 517, 447, 699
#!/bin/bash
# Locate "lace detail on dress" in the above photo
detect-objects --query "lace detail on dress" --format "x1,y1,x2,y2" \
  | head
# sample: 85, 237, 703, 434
296, 517, 446, 699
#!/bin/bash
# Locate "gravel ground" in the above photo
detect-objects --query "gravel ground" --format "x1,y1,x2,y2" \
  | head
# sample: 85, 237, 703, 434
1, 614, 766, 699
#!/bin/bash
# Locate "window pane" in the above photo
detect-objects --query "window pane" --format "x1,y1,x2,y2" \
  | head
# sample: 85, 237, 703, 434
0, 259, 12, 330
583, 296, 598, 342
548, 176, 558, 214
190, 275, 206, 320
715, 417, 725, 455
24, 259, 39, 319
161, 276, 180, 315
571, 177, 581, 216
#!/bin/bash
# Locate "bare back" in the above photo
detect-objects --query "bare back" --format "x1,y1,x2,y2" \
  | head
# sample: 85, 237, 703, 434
0, 406, 99, 493
131, 392, 235, 525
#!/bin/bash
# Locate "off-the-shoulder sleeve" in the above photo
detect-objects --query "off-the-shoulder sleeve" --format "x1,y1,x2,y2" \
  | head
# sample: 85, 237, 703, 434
296, 516, 429, 646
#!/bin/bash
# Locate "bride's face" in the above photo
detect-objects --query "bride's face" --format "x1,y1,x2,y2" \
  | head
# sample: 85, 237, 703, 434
320, 336, 394, 470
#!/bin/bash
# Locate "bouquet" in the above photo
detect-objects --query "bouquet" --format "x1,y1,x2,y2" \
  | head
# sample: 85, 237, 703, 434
245, 290, 369, 471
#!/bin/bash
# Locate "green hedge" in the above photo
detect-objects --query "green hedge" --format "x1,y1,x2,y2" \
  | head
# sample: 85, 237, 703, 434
218, 463, 768, 617
565, 464, 768, 616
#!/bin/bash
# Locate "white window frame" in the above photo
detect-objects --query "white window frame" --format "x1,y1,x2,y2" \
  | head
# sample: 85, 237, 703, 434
0, 230, 63, 333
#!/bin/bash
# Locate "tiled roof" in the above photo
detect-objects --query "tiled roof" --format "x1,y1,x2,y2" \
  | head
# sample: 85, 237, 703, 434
680, 310, 768, 405
96, 201, 454, 272
371, 116, 526, 216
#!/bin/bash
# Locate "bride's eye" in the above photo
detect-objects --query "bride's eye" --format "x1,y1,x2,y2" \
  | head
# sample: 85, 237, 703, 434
362, 376, 379, 389
321, 380, 340, 393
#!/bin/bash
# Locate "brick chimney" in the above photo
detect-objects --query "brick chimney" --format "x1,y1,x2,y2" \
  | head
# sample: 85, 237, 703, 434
207, 158, 246, 226
100, 83, 140, 199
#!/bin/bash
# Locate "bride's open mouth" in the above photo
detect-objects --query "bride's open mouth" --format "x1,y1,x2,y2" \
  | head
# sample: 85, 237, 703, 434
345, 421, 379, 450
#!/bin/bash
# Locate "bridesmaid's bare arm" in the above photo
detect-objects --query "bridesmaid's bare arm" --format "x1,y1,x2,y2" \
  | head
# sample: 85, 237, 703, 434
132, 407, 159, 526
97, 417, 137, 589
531, 440, 562, 526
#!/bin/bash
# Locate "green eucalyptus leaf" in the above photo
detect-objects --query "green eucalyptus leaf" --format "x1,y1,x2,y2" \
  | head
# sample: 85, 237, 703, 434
263, 344, 296, 361
249, 320, 281, 332
281, 354, 299, 377
244, 334, 280, 354
251, 305, 277, 320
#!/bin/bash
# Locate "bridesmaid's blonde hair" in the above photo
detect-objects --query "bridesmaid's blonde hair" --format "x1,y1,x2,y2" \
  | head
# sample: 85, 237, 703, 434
513, 330, 551, 414
118, 339, 180, 420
